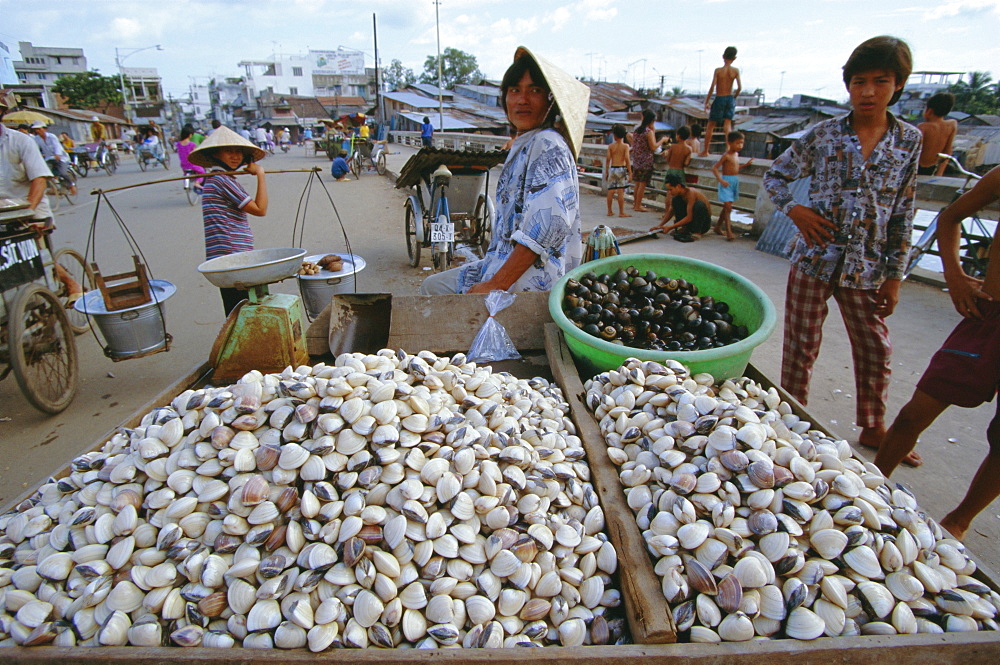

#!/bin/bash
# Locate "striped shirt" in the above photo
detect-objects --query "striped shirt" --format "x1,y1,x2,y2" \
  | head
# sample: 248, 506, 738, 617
201, 173, 253, 260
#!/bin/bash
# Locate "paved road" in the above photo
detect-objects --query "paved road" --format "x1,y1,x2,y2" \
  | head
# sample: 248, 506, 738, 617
2, 142, 996, 575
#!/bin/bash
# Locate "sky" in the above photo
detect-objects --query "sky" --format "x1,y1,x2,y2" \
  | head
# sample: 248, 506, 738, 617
3, 0, 999, 104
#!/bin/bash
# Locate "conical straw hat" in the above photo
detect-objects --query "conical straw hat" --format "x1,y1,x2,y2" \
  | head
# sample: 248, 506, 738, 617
513, 46, 590, 158
189, 125, 266, 168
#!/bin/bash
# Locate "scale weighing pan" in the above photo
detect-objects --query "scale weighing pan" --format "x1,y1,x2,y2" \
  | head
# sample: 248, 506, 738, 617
198, 248, 306, 289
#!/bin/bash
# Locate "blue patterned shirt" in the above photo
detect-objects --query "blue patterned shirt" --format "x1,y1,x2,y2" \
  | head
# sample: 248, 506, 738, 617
763, 113, 921, 289
457, 128, 582, 293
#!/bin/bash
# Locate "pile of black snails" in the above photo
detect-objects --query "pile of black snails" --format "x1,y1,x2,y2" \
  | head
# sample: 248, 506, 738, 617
561, 267, 749, 352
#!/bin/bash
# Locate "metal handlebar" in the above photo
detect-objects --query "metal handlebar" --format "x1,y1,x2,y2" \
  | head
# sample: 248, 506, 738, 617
937, 153, 980, 181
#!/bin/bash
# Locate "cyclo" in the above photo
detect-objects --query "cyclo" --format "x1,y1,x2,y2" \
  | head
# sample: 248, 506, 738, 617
350, 138, 387, 178
396, 147, 507, 271
0, 199, 91, 413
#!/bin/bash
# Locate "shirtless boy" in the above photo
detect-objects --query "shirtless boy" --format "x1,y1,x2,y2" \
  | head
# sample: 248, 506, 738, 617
712, 131, 754, 240
649, 173, 712, 242
917, 92, 957, 176
700, 46, 742, 156
663, 125, 693, 182
875, 165, 1000, 541
606, 124, 632, 217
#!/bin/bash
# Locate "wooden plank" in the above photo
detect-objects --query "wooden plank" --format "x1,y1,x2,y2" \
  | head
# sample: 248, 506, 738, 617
544, 323, 677, 644
306, 292, 552, 359
386, 292, 550, 353
2, 631, 998, 663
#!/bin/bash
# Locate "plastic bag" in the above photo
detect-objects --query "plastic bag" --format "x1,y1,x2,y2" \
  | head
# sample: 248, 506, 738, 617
467, 290, 521, 363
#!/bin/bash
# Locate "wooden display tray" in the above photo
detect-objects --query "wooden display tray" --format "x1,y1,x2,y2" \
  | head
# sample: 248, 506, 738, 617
3, 302, 999, 662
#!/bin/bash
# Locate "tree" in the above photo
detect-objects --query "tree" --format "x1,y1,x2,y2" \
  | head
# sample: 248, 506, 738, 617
948, 71, 998, 115
383, 59, 416, 91
670, 86, 685, 97
420, 47, 484, 89
51, 71, 123, 113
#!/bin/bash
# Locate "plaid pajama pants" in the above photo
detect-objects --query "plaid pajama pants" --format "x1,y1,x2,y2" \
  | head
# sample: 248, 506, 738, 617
781, 266, 892, 429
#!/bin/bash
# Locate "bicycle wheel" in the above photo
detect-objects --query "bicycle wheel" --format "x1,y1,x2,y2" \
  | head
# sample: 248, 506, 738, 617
8, 283, 79, 414
472, 195, 493, 257
904, 216, 939, 278
53, 248, 95, 334
376, 152, 387, 176
46, 181, 61, 212
405, 200, 421, 268
185, 177, 198, 206
104, 152, 118, 176
61, 183, 76, 206
162, 151, 171, 169
351, 153, 361, 179
138, 154, 148, 172
74, 159, 89, 178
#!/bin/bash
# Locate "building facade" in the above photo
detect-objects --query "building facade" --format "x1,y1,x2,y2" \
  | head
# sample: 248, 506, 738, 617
13, 41, 88, 108
121, 66, 166, 124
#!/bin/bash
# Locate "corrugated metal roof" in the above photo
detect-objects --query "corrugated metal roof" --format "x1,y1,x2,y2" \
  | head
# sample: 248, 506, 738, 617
395, 147, 509, 189
407, 83, 453, 99
398, 111, 478, 131
34, 108, 128, 125
383, 91, 445, 109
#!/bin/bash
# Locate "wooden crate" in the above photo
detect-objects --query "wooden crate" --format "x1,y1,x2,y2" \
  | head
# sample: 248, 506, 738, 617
4, 306, 1000, 662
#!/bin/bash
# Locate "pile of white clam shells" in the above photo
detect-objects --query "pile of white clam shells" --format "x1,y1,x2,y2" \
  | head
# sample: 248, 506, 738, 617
0, 350, 625, 650
585, 357, 1000, 642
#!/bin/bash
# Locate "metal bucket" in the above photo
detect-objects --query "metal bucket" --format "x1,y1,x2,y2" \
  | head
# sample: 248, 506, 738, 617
297, 253, 366, 319
75, 280, 177, 360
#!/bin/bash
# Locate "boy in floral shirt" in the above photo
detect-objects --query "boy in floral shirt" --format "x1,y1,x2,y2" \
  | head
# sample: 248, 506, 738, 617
763, 36, 921, 457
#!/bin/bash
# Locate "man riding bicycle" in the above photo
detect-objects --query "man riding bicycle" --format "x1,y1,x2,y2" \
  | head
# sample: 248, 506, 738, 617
31, 120, 77, 196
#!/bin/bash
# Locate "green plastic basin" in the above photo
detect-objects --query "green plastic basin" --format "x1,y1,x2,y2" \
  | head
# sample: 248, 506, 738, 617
549, 254, 776, 381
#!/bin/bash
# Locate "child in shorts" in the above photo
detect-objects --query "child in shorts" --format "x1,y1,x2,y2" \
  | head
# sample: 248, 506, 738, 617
875, 165, 1000, 541
663, 125, 693, 183
700, 46, 741, 156
605, 124, 632, 217
711, 131, 753, 240
649, 173, 712, 242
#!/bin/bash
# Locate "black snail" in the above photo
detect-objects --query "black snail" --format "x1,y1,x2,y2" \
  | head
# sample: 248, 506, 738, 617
563, 267, 748, 352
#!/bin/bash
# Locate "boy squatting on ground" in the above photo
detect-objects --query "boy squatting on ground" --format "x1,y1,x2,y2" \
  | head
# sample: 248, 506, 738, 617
712, 130, 754, 241
606, 124, 632, 217
916, 92, 958, 177
331, 150, 350, 181
649, 173, 711, 242
875, 165, 1000, 541
700, 46, 741, 157
763, 36, 922, 457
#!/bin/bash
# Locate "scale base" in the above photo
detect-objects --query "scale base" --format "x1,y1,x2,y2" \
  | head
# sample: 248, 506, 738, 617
210, 293, 309, 384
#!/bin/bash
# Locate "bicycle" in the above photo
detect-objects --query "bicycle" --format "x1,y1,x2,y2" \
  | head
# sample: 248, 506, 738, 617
94, 141, 119, 176
136, 144, 169, 171
44, 160, 76, 211
183, 169, 203, 206
905, 154, 993, 279
0, 215, 85, 413
350, 139, 387, 178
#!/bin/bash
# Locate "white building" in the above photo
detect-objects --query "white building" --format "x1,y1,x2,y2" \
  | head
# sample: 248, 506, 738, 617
121, 66, 166, 124
0, 40, 19, 86
13, 41, 88, 108
239, 49, 371, 100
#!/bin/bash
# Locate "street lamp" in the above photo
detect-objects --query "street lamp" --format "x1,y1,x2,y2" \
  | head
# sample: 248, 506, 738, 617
116, 44, 163, 124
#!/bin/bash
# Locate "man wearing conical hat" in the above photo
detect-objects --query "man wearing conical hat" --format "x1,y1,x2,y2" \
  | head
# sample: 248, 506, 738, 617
189, 126, 269, 314
420, 46, 589, 295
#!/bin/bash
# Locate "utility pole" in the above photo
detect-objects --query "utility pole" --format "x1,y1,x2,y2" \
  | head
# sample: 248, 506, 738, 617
434, 0, 444, 133
372, 13, 382, 125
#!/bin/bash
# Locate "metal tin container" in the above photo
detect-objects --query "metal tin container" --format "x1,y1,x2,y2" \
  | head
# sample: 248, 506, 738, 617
296, 252, 366, 319
74, 279, 176, 359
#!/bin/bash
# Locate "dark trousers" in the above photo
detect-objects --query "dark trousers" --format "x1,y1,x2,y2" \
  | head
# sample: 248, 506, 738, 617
221, 288, 245, 316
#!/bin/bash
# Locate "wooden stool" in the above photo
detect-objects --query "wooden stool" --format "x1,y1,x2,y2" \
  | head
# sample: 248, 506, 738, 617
92, 256, 152, 311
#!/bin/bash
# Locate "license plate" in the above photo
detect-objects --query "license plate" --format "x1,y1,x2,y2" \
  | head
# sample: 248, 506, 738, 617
430, 221, 455, 243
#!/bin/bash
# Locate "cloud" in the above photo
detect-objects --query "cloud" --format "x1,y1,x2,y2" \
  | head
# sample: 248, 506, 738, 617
110, 18, 144, 43
923, 0, 1000, 19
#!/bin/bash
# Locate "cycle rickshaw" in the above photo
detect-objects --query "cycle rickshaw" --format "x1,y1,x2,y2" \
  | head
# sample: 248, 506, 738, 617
350, 139, 387, 178
396, 147, 508, 272
0, 199, 92, 413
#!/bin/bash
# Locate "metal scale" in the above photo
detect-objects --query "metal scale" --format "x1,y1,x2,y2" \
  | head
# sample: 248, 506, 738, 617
198, 248, 309, 383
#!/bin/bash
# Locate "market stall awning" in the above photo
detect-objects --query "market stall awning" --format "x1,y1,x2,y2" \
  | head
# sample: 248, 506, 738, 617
398, 111, 477, 132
